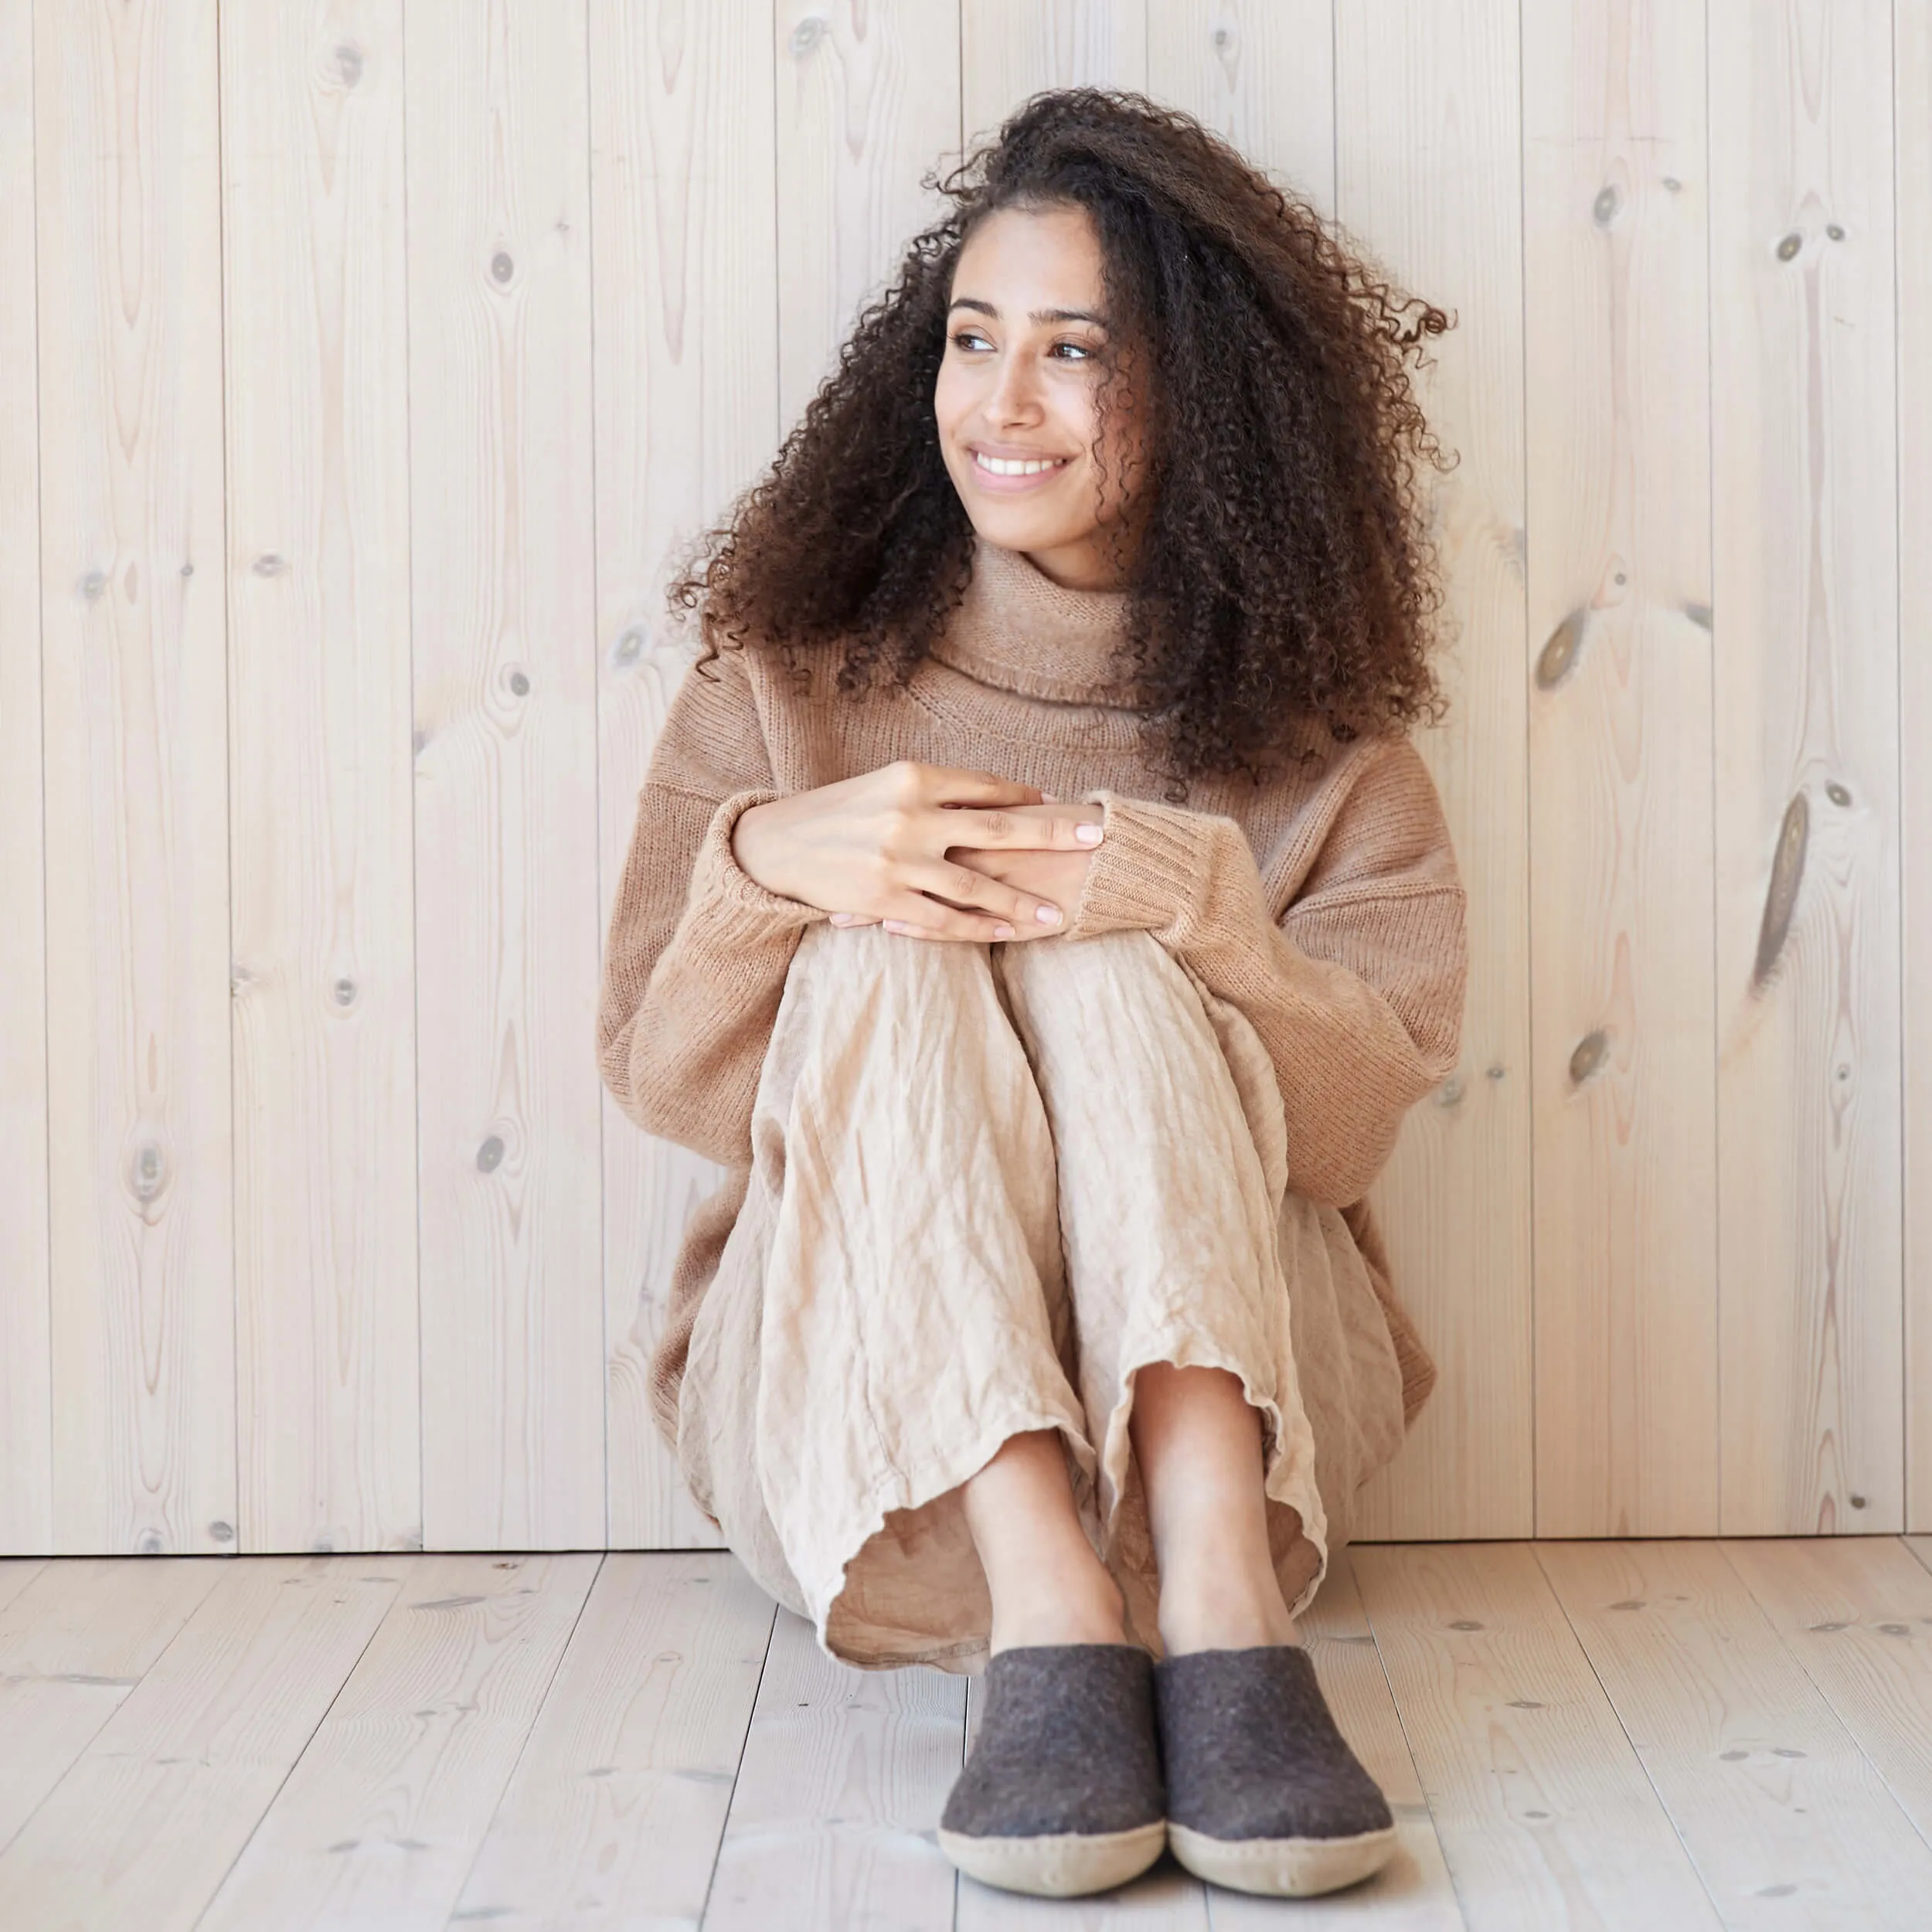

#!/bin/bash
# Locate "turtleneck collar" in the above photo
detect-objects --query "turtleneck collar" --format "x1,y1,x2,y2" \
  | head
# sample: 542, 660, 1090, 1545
927, 529, 1152, 708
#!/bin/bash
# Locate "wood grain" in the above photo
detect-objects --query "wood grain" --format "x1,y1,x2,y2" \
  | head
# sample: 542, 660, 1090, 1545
406, 0, 606, 1550
1335, 0, 1535, 1541
451, 1552, 776, 1928
1720, 1536, 1932, 1846
196, 1552, 599, 1930
1352, 1542, 1721, 1929
0, 0, 52, 1557
962, 0, 1148, 148
1522, 0, 1719, 1536
1708, 0, 1903, 1533
0, 1556, 401, 1930
1147, 0, 1336, 219
705, 1607, 964, 1932
0, 1556, 226, 1853
35, 0, 236, 1556
777, 0, 961, 429
588, 0, 777, 1552
1900, 0, 1932, 1535
1538, 1539, 1932, 1927
220, 0, 421, 1556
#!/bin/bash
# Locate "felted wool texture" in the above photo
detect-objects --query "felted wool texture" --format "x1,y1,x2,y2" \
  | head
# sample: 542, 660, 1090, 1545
941, 1644, 1165, 1840
1155, 1644, 1395, 1842
672, 913, 1412, 1674
595, 529, 1468, 1451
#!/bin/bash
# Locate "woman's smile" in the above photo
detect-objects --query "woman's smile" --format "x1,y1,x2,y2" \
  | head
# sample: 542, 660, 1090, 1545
970, 446, 1075, 492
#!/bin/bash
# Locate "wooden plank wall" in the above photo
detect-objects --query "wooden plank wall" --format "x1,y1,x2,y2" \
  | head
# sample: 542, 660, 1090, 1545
0, 0, 1920, 1556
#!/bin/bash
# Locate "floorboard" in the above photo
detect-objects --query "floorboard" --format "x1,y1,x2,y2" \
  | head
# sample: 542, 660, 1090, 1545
448, 1552, 775, 1930
1538, 1540, 1932, 1928
1352, 1542, 1723, 1930
194, 1553, 600, 1931
0, 1556, 402, 1930
1719, 1538, 1932, 1851
702, 1606, 964, 1932
0, 1557, 232, 1855
0, 1545, 1918, 1930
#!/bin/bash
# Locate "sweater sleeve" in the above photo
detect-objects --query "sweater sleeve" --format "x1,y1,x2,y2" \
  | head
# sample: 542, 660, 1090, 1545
1061, 735, 1469, 1208
595, 647, 828, 1165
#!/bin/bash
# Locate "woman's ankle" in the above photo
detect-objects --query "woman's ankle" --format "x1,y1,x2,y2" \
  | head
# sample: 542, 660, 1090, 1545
989, 1569, 1130, 1655
1156, 1566, 1299, 1655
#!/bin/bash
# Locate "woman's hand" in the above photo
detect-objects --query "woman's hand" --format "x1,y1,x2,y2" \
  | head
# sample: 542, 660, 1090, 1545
730, 761, 1104, 942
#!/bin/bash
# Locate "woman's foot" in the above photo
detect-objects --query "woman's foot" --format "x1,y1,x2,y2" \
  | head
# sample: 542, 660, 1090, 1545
1153, 1644, 1396, 1897
939, 1643, 1168, 1897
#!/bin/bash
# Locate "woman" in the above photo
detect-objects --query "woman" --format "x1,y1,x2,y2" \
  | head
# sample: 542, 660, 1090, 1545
597, 89, 1468, 1901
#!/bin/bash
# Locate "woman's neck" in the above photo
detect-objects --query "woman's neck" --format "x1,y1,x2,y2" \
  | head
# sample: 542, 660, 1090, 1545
927, 530, 1151, 707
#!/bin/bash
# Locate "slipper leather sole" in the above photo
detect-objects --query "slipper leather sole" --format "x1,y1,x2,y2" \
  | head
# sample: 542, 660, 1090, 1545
1167, 1818, 1397, 1897
940, 1818, 1168, 1897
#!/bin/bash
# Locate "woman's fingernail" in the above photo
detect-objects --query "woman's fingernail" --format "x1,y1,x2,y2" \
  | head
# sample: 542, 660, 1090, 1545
1075, 823, 1104, 845
830, 911, 854, 926
884, 920, 913, 936
993, 923, 1015, 940
1036, 905, 1063, 926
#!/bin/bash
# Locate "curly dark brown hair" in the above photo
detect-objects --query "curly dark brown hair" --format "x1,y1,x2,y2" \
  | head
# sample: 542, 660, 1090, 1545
667, 87, 1458, 796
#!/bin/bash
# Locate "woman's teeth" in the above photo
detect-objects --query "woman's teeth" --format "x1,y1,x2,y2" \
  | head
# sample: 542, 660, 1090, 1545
975, 452, 1070, 476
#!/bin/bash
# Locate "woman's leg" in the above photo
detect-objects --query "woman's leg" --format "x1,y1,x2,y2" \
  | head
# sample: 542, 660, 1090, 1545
1128, 1362, 1299, 1651
993, 927, 1330, 1658
679, 917, 1120, 1671
961, 1428, 1127, 1651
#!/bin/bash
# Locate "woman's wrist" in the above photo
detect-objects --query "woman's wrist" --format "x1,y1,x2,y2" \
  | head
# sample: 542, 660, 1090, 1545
728, 798, 784, 897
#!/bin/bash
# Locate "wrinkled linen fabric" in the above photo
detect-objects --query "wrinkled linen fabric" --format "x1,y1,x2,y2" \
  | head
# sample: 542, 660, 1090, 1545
675, 917, 1407, 1675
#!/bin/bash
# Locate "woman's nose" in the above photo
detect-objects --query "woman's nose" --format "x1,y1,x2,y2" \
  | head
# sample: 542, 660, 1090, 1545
987, 352, 1042, 423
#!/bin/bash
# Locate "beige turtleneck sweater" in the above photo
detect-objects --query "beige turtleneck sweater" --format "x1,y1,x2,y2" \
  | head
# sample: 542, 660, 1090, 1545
598, 533, 1469, 1443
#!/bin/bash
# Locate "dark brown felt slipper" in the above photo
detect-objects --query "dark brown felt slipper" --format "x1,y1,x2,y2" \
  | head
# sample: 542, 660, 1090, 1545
938, 1643, 1168, 1897
1153, 1643, 1396, 1896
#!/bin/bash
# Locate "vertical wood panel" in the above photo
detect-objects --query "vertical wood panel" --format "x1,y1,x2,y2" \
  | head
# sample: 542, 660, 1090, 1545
35, 0, 236, 1555
1523, 2, 1718, 1535
962, 0, 1148, 146
777, 0, 961, 428
407, 0, 604, 1550
1900, 0, 1932, 1532
590, 0, 777, 1549
220, 1, 420, 1555
1146, 0, 1335, 219
1709, 0, 1902, 1532
0, 0, 53, 1554
1335, 0, 1532, 1541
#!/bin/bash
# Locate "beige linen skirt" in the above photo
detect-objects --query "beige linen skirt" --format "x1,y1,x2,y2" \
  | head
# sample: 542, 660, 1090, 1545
675, 918, 1410, 1674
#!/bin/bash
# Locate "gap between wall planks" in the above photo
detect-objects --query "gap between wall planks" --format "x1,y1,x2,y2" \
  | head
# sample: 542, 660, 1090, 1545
3, 0, 1923, 1556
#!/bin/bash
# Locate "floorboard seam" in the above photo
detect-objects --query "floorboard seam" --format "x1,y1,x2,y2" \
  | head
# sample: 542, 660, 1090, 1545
183, 1559, 410, 1930
1529, 1542, 1730, 1929
437, 1551, 611, 1925
694, 1583, 784, 1931
1352, 1545, 1475, 1932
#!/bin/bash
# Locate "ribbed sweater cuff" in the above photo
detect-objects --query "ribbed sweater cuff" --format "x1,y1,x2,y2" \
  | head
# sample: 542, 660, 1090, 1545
685, 787, 830, 938
1063, 790, 1231, 940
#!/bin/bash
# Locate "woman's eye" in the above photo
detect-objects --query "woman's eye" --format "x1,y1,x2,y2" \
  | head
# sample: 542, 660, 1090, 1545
1051, 340, 1094, 361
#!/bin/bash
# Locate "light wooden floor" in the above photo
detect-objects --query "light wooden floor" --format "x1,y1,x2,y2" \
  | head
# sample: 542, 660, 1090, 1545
2, 1539, 1930, 1929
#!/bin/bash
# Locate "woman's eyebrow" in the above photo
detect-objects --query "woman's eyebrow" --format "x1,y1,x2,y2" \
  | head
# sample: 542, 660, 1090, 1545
947, 296, 1107, 325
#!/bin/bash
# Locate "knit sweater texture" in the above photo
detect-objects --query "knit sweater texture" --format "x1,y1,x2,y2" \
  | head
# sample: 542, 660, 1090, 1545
597, 532, 1470, 1445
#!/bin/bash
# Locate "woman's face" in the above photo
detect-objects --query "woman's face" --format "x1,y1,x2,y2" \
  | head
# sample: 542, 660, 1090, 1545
934, 201, 1151, 591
